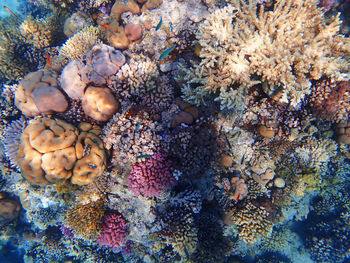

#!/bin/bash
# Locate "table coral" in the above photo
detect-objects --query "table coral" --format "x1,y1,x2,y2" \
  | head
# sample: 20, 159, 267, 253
128, 152, 175, 197
97, 211, 128, 250
180, 0, 349, 110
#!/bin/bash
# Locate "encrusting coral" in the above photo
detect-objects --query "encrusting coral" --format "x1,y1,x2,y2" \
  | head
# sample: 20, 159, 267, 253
16, 118, 107, 186
180, 0, 349, 110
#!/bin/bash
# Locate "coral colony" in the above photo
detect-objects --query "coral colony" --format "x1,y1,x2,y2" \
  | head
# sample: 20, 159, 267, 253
0, 0, 349, 262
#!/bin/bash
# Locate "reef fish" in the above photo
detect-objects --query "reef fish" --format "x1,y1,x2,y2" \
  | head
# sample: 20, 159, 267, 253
159, 44, 176, 60
46, 53, 51, 65
134, 122, 142, 133
169, 22, 173, 33
155, 17, 162, 31
100, 24, 110, 29
136, 154, 153, 159
3, 6, 19, 19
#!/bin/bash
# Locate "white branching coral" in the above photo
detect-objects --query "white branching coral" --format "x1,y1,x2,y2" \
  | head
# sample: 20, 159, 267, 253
181, 0, 349, 110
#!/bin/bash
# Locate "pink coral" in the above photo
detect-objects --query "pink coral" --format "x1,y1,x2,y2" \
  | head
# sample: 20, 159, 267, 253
97, 212, 128, 249
128, 153, 176, 197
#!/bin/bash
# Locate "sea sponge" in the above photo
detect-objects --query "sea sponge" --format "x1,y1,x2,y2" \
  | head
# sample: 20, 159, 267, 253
82, 86, 120, 122
17, 118, 107, 186
14, 69, 68, 116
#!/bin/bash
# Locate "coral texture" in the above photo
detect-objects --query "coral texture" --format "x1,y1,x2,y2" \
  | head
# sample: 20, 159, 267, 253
128, 153, 175, 197
97, 212, 128, 249
181, 0, 349, 109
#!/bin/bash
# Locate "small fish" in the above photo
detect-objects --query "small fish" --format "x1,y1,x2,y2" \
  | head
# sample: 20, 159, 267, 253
236, 194, 241, 201
169, 22, 173, 32
3, 6, 19, 19
136, 154, 153, 159
159, 44, 176, 60
224, 185, 229, 192
46, 53, 51, 65
100, 24, 110, 29
155, 17, 162, 31
223, 133, 232, 149
134, 122, 141, 133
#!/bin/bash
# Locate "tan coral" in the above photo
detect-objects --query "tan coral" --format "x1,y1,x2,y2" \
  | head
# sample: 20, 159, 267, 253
72, 131, 107, 185
82, 86, 120, 122
110, 0, 141, 22
16, 118, 107, 186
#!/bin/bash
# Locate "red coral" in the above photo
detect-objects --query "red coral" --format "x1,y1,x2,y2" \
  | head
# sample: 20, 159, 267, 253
128, 152, 176, 197
309, 79, 350, 121
97, 212, 128, 249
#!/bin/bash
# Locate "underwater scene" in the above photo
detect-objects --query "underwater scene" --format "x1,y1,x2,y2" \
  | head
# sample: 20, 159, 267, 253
0, 0, 349, 262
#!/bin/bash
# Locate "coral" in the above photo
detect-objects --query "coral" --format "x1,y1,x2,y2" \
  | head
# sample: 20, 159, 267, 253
0, 192, 21, 227
124, 23, 143, 42
2, 118, 26, 169
157, 204, 198, 257
59, 60, 86, 100
128, 152, 176, 197
63, 11, 93, 37
97, 211, 128, 249
19, 16, 53, 49
295, 137, 338, 171
14, 69, 68, 117
309, 79, 350, 122
112, 54, 159, 99
166, 184, 202, 214
102, 110, 162, 168
225, 201, 273, 244
63, 199, 106, 240
110, 0, 141, 22
57, 26, 101, 67
180, 0, 349, 110
17, 118, 107, 186
82, 86, 120, 122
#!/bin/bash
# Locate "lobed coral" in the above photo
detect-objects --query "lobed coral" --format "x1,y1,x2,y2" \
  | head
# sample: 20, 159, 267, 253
180, 0, 349, 110
17, 118, 107, 186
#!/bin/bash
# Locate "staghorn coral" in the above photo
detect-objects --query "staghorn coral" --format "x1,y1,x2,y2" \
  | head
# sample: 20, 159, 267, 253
57, 26, 101, 67
97, 211, 128, 250
19, 16, 53, 49
17, 118, 107, 186
180, 0, 349, 110
128, 152, 176, 197
63, 199, 106, 240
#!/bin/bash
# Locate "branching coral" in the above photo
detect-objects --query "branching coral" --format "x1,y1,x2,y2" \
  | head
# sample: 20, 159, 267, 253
20, 16, 53, 49
180, 0, 349, 110
57, 26, 101, 67
63, 199, 106, 240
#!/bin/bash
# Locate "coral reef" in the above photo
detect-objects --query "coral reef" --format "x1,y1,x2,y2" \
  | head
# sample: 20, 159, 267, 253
180, 0, 349, 110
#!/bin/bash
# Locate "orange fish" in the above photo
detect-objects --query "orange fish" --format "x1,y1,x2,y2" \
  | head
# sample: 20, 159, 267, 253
236, 194, 240, 201
224, 185, 229, 191
46, 53, 51, 65
101, 24, 110, 29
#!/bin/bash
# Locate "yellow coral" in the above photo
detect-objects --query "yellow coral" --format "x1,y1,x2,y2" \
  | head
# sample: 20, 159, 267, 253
181, 0, 349, 109
20, 16, 52, 49
63, 199, 105, 240
57, 26, 101, 67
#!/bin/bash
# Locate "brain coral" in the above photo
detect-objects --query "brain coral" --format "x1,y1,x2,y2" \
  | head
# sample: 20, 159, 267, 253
17, 118, 107, 186
128, 153, 176, 197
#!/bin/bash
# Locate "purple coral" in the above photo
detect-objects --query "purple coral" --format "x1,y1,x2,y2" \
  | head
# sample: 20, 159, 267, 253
128, 153, 176, 197
97, 212, 128, 249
